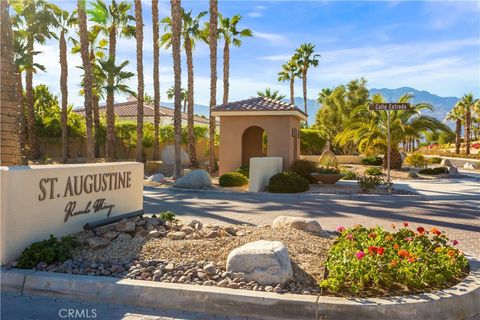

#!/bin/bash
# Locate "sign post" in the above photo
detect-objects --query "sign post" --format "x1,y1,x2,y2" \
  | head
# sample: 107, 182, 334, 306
368, 103, 410, 193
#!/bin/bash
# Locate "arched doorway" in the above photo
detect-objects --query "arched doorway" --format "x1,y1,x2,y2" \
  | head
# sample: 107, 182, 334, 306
242, 126, 267, 166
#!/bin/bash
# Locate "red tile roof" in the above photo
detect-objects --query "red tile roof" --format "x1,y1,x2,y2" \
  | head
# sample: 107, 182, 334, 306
212, 97, 307, 116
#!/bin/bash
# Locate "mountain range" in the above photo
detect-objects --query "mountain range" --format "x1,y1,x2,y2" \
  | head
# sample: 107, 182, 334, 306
164, 87, 460, 126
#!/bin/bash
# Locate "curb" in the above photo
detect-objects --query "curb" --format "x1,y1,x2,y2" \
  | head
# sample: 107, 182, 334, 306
2, 257, 480, 320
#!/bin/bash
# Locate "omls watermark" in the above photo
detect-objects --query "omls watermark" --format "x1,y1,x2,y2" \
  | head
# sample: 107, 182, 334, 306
58, 308, 97, 319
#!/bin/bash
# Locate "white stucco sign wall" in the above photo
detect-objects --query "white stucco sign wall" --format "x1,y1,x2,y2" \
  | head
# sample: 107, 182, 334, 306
0, 162, 143, 264
248, 157, 283, 192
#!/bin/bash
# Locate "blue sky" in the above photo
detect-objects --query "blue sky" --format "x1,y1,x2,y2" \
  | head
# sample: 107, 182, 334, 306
34, 0, 480, 108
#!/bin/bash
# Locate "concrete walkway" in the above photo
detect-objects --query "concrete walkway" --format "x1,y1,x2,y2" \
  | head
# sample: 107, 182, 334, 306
144, 182, 480, 256
393, 177, 480, 200
0, 291, 253, 320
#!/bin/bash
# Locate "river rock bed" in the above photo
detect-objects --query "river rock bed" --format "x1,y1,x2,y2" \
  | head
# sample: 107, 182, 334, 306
20, 215, 335, 295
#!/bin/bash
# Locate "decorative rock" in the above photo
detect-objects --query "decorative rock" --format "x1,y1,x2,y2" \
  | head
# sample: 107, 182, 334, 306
205, 230, 219, 238
149, 230, 161, 238
226, 240, 293, 285
464, 162, 475, 170
227, 283, 240, 289
408, 170, 419, 178
449, 166, 460, 177
217, 280, 228, 287
273, 285, 283, 293
165, 263, 175, 272
116, 233, 133, 242
167, 231, 186, 240
74, 230, 95, 244
203, 263, 216, 275
272, 216, 322, 233
115, 220, 136, 233
87, 237, 110, 249
102, 231, 119, 241
265, 286, 274, 292
146, 174, 166, 183
186, 219, 203, 230
173, 170, 212, 189
223, 227, 237, 236
440, 159, 452, 167
146, 218, 161, 226
134, 230, 151, 241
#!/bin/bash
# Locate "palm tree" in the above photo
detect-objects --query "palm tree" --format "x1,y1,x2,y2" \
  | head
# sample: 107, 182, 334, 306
208, 0, 218, 173
445, 103, 463, 154
161, 9, 207, 167
88, 0, 135, 161
257, 88, 286, 101
77, 0, 95, 161
1, 1, 21, 165
335, 93, 450, 169
170, 0, 182, 178
94, 60, 135, 105
52, 6, 76, 163
458, 93, 476, 155
10, 0, 58, 159
134, 0, 143, 163
293, 43, 320, 115
152, 0, 160, 161
218, 14, 253, 105
278, 59, 300, 104
317, 88, 332, 104
166, 86, 187, 112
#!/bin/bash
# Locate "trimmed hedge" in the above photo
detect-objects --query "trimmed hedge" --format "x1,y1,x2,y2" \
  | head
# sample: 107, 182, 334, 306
361, 156, 383, 166
17, 235, 78, 269
289, 160, 318, 183
404, 153, 428, 168
219, 172, 249, 187
300, 129, 326, 155
236, 166, 249, 178
418, 167, 448, 175
365, 166, 383, 176
267, 171, 310, 193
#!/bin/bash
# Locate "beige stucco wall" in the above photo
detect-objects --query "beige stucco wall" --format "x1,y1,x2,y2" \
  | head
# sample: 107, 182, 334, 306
300, 155, 364, 164
0, 162, 143, 264
218, 115, 301, 175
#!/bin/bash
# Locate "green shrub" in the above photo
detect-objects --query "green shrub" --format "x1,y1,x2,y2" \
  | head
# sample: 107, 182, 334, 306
404, 153, 428, 168
418, 167, 448, 175
236, 166, 249, 178
365, 166, 383, 176
157, 211, 176, 222
289, 160, 318, 182
267, 171, 310, 193
317, 167, 341, 174
321, 225, 468, 295
341, 169, 358, 180
358, 175, 385, 191
219, 172, 249, 187
300, 129, 326, 155
17, 235, 78, 269
361, 156, 383, 166
428, 157, 442, 164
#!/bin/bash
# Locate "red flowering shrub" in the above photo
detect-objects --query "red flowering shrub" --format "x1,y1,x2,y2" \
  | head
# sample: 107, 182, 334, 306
321, 225, 468, 295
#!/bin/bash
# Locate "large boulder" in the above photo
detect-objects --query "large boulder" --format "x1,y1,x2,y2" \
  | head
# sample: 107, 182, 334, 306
226, 240, 293, 285
318, 150, 338, 167
440, 159, 452, 167
448, 166, 460, 177
161, 145, 190, 166
272, 216, 322, 233
173, 170, 212, 189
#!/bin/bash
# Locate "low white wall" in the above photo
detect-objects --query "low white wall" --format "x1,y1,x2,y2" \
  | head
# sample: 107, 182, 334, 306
423, 155, 480, 169
249, 157, 283, 192
0, 162, 143, 264
300, 155, 363, 164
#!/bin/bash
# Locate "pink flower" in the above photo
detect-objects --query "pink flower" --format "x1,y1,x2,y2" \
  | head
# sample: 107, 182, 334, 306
453, 240, 459, 246
404, 237, 413, 242
346, 234, 354, 240
403, 221, 409, 227
336, 226, 345, 233
356, 251, 366, 260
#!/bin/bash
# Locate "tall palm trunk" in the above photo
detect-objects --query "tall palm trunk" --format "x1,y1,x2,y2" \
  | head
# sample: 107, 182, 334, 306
209, 0, 218, 173
59, 30, 68, 163
455, 119, 461, 154
152, 0, 160, 161
135, 0, 144, 163
0, 1, 21, 166
77, 0, 95, 161
93, 93, 100, 157
106, 27, 117, 162
25, 36, 39, 159
289, 77, 294, 104
302, 69, 307, 114
171, 0, 182, 178
465, 109, 471, 155
16, 70, 27, 163
185, 35, 197, 167
222, 40, 229, 105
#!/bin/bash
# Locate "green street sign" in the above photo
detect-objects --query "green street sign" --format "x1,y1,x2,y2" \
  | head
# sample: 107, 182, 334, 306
369, 103, 410, 111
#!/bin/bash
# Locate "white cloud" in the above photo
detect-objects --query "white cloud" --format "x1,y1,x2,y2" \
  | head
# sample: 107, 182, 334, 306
259, 54, 292, 61
251, 30, 289, 45
248, 5, 267, 18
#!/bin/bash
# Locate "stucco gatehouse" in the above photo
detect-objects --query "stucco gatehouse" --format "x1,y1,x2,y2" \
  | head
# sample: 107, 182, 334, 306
212, 97, 307, 176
